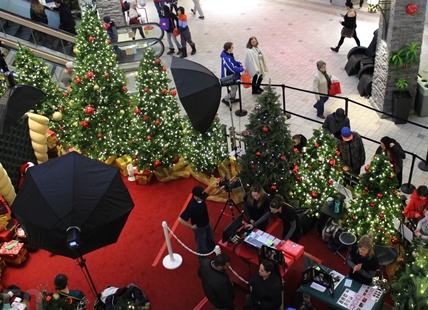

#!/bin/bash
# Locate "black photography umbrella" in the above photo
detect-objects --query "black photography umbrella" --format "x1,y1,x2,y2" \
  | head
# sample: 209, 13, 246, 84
11, 152, 134, 259
171, 57, 221, 134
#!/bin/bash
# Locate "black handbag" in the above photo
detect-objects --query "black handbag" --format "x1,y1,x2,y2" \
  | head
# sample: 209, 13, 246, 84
341, 27, 354, 38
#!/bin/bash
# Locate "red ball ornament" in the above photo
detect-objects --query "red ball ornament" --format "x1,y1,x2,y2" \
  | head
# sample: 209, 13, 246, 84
103, 118, 107, 122
147, 135, 152, 141
256, 151, 261, 157
335, 151, 341, 156
170, 89, 177, 96
97, 133, 103, 138
370, 203, 375, 207
307, 165, 312, 169
294, 148, 299, 153
296, 177, 302, 182
254, 105, 260, 110
154, 58, 161, 65
377, 193, 383, 198
122, 86, 128, 92
377, 227, 381, 231
154, 159, 161, 167
391, 236, 399, 245
63, 92, 68, 97
311, 191, 318, 198
379, 213, 385, 219
84, 106, 95, 115
314, 142, 319, 148
389, 174, 394, 179
59, 106, 64, 112
364, 187, 369, 191
144, 87, 149, 92
75, 77, 81, 84
399, 257, 405, 263
327, 179, 333, 185
352, 215, 357, 220
406, 3, 418, 15
86, 71, 94, 79
293, 165, 299, 174
251, 164, 256, 169
143, 115, 149, 122
155, 119, 161, 125
81, 120, 89, 128
162, 88, 167, 94
329, 159, 336, 166
88, 36, 94, 42
393, 190, 398, 195
262, 126, 269, 133
172, 155, 179, 164
162, 66, 167, 71
104, 72, 110, 78
134, 108, 141, 115
270, 185, 277, 191
131, 140, 135, 144
106, 39, 111, 44
59, 126, 64, 131
133, 155, 138, 160
280, 155, 286, 161
364, 165, 370, 171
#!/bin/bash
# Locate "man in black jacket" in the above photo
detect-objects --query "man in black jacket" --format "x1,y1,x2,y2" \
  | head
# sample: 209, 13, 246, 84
198, 254, 235, 310
54, 0, 76, 35
322, 108, 350, 140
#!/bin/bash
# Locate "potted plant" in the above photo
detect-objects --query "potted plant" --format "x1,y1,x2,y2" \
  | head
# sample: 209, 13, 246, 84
393, 79, 412, 124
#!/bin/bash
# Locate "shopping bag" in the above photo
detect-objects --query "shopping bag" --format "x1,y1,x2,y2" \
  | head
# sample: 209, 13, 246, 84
328, 76, 342, 96
173, 29, 180, 37
241, 72, 251, 89
159, 17, 169, 30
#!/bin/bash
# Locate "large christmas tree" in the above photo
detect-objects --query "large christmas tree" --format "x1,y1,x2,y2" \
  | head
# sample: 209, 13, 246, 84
239, 85, 297, 199
127, 48, 183, 171
14, 44, 66, 127
392, 238, 428, 310
292, 128, 343, 216
181, 115, 229, 174
346, 154, 402, 245
55, 5, 131, 159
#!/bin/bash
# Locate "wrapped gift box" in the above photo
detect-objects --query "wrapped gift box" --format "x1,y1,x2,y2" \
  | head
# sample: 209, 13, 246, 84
0, 241, 25, 259
115, 155, 132, 176
0, 218, 18, 242
3, 251, 28, 267
279, 240, 304, 261
135, 168, 153, 185
105, 155, 117, 166
46, 129, 59, 150
125, 48, 134, 55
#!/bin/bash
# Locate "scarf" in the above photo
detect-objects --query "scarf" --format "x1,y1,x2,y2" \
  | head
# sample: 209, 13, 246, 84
323, 71, 332, 89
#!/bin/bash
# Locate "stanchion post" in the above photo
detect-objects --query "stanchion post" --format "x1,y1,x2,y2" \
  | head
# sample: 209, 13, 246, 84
418, 147, 428, 171
401, 154, 416, 194
162, 221, 183, 269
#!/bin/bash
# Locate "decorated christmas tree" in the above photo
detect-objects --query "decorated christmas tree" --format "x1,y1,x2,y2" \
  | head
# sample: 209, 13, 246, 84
292, 128, 343, 216
346, 154, 402, 245
127, 48, 182, 172
14, 44, 66, 127
239, 85, 297, 199
54, 5, 131, 159
181, 115, 228, 174
392, 238, 428, 310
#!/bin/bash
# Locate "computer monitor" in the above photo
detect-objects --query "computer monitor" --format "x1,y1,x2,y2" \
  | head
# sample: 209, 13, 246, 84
222, 211, 245, 243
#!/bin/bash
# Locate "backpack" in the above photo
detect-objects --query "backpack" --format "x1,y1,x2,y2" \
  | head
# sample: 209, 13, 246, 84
122, 1, 131, 12
159, 17, 170, 30
321, 218, 341, 243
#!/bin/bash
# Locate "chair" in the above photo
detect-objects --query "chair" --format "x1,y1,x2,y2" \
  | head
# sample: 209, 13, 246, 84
373, 245, 399, 280
335, 232, 357, 264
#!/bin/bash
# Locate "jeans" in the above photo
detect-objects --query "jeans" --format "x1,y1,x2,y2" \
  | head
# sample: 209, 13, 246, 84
223, 85, 238, 101
154, 1, 164, 18
193, 223, 215, 261
314, 96, 329, 116
166, 32, 181, 49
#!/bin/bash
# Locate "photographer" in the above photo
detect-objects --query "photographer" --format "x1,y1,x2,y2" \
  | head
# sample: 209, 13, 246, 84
242, 184, 270, 232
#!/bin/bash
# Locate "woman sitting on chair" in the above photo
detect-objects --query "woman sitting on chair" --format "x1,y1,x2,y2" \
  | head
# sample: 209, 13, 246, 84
347, 232, 378, 285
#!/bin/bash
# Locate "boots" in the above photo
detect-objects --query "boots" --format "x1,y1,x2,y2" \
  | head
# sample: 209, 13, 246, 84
180, 48, 187, 58
330, 46, 339, 52
190, 44, 196, 55
256, 76, 264, 92
167, 48, 175, 55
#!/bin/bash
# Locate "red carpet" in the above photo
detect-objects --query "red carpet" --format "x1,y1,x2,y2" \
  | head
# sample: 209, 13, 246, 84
3, 176, 392, 309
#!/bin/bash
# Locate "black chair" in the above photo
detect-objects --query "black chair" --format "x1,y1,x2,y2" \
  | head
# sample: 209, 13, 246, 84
373, 245, 398, 280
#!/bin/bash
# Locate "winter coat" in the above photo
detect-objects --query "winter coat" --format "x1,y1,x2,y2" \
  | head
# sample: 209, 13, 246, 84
248, 272, 282, 310
404, 189, 428, 221
337, 131, 365, 174
30, 6, 48, 24
198, 259, 235, 310
313, 69, 331, 101
57, 2, 76, 34
244, 46, 268, 77
220, 50, 244, 81
322, 112, 350, 137
375, 141, 405, 175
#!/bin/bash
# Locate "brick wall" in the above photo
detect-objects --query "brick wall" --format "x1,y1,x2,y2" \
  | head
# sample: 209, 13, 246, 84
96, 0, 127, 27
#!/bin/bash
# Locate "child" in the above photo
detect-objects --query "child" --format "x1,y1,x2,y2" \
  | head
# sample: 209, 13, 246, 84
404, 185, 428, 221
177, 6, 196, 58
415, 209, 428, 240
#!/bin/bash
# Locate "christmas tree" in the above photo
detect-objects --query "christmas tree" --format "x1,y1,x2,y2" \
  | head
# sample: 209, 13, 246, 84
292, 128, 343, 216
14, 44, 66, 129
181, 115, 228, 174
127, 48, 182, 172
392, 238, 428, 310
346, 154, 402, 245
239, 85, 297, 199
55, 5, 131, 159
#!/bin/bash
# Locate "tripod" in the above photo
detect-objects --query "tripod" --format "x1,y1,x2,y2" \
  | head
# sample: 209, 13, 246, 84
213, 188, 241, 231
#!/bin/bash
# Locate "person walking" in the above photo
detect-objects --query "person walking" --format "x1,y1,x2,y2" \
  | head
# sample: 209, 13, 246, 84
374, 136, 406, 187
220, 41, 245, 106
190, 0, 205, 19
154, 0, 165, 18
313, 60, 331, 119
178, 186, 215, 261
322, 108, 350, 139
338, 127, 366, 175
177, 6, 196, 58
129, 0, 146, 40
330, 1, 360, 52
198, 254, 235, 310
61, 61, 74, 92
244, 36, 268, 95
53, 0, 76, 35
162, 5, 182, 55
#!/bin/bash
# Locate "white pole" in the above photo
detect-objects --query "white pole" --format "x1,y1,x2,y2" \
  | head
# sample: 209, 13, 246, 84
162, 221, 182, 269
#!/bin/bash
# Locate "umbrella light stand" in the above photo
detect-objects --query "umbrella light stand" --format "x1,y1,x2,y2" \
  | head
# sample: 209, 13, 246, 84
162, 221, 182, 269
213, 178, 242, 231
76, 253, 103, 304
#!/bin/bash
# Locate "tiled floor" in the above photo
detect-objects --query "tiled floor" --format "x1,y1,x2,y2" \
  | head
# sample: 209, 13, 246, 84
131, 0, 428, 190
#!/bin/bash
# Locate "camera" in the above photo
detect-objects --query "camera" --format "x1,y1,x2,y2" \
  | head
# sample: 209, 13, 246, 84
217, 175, 241, 193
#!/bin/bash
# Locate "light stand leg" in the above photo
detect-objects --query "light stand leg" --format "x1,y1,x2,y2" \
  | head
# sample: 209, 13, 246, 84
76, 254, 101, 304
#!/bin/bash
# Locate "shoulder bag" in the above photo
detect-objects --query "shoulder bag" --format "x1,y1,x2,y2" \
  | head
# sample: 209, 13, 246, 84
341, 27, 354, 38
